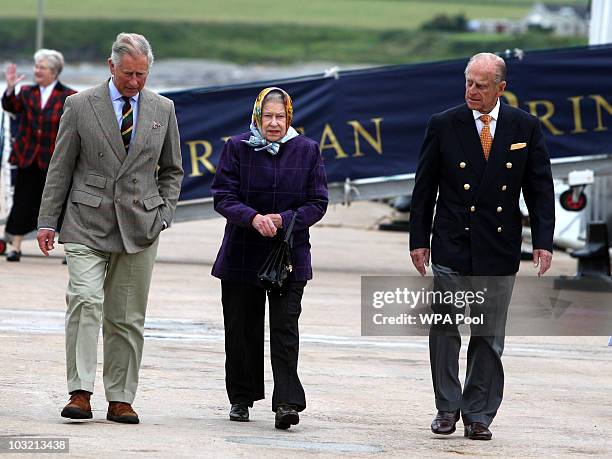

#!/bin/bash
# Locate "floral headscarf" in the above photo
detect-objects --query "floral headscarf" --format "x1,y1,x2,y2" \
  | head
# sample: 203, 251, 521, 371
242, 86, 299, 155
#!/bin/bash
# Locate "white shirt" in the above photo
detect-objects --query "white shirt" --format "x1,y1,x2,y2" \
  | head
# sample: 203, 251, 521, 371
108, 78, 139, 143
472, 98, 500, 139
39, 80, 58, 109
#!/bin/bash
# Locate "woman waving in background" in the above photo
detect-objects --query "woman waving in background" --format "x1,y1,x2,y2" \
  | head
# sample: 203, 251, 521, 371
2, 49, 76, 261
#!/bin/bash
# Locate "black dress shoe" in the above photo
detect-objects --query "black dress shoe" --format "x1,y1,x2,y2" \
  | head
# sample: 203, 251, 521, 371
464, 422, 492, 440
431, 410, 460, 435
6, 250, 21, 262
229, 403, 249, 422
275, 404, 299, 430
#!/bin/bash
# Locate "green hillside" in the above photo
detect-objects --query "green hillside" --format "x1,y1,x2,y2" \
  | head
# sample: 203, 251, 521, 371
0, 0, 589, 64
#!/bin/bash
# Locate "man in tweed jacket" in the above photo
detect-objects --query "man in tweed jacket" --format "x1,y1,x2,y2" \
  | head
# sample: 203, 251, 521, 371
37, 33, 183, 424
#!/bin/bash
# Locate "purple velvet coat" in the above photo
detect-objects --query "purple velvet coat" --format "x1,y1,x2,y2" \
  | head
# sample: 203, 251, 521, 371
211, 132, 328, 284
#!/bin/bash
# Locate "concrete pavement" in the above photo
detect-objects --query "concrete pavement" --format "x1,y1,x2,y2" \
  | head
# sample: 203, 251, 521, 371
0, 202, 610, 458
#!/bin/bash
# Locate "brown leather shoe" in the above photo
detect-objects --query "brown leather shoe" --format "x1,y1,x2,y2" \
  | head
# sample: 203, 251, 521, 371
431, 410, 460, 435
61, 390, 92, 419
107, 402, 139, 424
464, 422, 492, 440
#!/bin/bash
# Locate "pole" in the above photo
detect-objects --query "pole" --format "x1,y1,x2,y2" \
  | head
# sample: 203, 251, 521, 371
36, 0, 44, 50
589, 0, 612, 45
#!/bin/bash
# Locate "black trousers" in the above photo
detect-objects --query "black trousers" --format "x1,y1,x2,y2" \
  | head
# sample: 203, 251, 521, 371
221, 280, 306, 412
5, 165, 47, 236
429, 264, 515, 427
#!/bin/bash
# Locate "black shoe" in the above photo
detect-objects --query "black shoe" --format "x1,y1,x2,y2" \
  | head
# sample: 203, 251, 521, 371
431, 410, 460, 435
6, 250, 21, 262
229, 403, 249, 422
464, 422, 492, 440
275, 404, 299, 430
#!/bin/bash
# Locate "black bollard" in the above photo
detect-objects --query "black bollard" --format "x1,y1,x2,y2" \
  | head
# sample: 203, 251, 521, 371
554, 221, 612, 292
570, 221, 611, 277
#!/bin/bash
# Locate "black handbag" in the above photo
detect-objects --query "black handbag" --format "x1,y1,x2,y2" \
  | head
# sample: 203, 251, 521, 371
258, 213, 297, 289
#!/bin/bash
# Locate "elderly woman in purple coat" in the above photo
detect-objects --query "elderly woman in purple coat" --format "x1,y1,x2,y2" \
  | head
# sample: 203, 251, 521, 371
211, 87, 328, 429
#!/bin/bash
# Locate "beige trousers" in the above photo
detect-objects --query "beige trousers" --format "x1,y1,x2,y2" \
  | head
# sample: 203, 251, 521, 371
63, 240, 158, 404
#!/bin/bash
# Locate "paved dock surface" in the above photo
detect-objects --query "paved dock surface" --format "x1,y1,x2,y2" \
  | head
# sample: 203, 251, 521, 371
1, 202, 610, 458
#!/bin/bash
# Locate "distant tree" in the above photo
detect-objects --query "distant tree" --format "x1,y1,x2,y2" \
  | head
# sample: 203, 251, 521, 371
421, 14, 468, 32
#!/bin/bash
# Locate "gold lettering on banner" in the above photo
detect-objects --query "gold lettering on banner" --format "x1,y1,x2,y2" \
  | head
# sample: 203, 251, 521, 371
319, 123, 348, 159
525, 100, 564, 135
186, 140, 215, 177
502, 91, 519, 108
347, 118, 383, 157
589, 94, 612, 132
567, 96, 587, 134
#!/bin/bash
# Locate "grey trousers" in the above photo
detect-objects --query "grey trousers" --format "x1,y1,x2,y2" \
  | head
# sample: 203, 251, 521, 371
429, 263, 515, 427
63, 240, 158, 404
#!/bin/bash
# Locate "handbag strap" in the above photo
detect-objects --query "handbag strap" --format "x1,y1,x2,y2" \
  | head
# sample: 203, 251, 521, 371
283, 212, 297, 243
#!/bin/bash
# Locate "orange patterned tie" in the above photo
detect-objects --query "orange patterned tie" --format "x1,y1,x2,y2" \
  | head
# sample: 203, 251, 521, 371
479, 114, 492, 160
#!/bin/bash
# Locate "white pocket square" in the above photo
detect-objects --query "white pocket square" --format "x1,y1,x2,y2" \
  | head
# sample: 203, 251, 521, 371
510, 142, 527, 150
152, 121, 163, 129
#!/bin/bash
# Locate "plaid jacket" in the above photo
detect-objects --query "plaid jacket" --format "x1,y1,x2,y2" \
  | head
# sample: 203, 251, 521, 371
2, 81, 76, 169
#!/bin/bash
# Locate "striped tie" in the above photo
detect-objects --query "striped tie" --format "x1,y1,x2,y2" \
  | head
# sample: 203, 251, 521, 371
121, 96, 133, 152
479, 114, 492, 160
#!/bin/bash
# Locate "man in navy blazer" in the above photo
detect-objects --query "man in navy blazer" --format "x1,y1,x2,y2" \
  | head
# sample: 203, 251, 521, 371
409, 53, 555, 440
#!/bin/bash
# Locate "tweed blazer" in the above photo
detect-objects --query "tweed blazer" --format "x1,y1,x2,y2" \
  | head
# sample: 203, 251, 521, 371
38, 82, 184, 253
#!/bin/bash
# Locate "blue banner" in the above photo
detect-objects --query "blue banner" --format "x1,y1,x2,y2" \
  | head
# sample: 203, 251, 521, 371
164, 45, 612, 201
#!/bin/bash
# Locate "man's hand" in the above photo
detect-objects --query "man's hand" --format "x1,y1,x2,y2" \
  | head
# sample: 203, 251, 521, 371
4, 63, 25, 94
37, 229, 56, 256
252, 214, 277, 237
533, 249, 552, 277
410, 248, 430, 276
265, 213, 282, 229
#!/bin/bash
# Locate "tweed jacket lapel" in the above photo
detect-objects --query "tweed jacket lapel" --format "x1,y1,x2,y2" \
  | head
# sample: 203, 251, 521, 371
89, 82, 127, 163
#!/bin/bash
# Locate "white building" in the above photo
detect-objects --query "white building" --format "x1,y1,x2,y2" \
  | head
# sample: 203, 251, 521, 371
471, 2, 589, 37
523, 2, 589, 37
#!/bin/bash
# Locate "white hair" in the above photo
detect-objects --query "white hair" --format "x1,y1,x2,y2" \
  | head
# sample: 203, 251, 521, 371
263, 90, 286, 106
34, 49, 65, 77
110, 33, 154, 70
465, 52, 507, 83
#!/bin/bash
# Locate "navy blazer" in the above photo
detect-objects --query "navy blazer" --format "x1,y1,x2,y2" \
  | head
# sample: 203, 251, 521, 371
409, 102, 555, 275
211, 133, 328, 284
